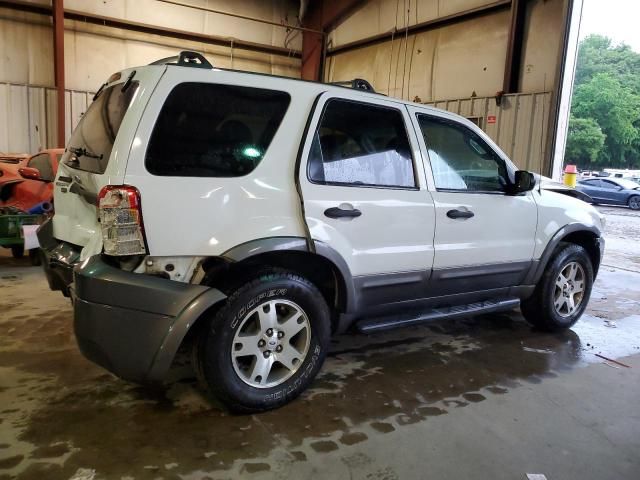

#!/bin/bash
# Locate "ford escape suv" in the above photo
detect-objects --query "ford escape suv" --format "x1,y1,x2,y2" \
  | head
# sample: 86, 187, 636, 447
38, 51, 604, 412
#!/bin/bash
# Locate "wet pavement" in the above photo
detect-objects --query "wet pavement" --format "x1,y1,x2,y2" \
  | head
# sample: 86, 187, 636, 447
1, 206, 639, 480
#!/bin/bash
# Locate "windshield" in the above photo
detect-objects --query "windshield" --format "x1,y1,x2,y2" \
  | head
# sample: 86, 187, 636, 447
616, 178, 639, 189
62, 82, 139, 174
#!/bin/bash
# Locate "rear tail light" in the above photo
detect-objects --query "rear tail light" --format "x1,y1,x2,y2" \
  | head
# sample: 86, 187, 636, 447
98, 185, 147, 256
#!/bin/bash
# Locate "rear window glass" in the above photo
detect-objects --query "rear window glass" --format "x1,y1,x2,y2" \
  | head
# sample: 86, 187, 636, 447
62, 82, 139, 174
145, 83, 290, 177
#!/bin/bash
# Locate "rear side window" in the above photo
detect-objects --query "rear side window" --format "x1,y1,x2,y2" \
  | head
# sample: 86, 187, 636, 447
146, 83, 290, 177
62, 82, 139, 174
308, 99, 415, 188
582, 179, 601, 186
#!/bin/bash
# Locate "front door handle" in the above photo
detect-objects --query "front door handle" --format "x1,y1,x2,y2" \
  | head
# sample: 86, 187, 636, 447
324, 206, 362, 219
447, 209, 474, 219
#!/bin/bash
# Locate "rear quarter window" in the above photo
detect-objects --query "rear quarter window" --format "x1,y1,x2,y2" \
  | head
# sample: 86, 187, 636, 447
62, 82, 139, 174
145, 83, 290, 177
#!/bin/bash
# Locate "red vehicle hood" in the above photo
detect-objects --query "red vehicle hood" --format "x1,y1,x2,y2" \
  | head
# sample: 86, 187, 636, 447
0, 166, 26, 208
0, 154, 51, 212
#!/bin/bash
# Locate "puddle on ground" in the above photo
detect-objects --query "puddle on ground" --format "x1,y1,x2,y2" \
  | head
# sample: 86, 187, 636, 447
1, 259, 639, 479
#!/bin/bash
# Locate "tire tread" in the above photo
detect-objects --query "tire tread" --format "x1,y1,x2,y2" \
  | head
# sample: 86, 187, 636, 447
197, 268, 330, 413
521, 243, 594, 331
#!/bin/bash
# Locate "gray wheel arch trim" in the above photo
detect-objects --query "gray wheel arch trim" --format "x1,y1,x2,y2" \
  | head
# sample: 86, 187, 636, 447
221, 237, 357, 312
147, 287, 227, 382
526, 223, 603, 285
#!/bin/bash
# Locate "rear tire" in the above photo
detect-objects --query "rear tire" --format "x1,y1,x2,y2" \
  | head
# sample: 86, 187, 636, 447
628, 195, 640, 210
11, 245, 24, 259
197, 270, 331, 412
521, 244, 594, 331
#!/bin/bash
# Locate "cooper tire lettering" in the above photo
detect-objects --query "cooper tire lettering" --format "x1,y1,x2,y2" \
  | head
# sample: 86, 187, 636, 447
198, 271, 329, 412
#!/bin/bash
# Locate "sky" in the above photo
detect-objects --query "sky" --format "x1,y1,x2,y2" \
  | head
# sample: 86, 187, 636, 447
579, 0, 640, 52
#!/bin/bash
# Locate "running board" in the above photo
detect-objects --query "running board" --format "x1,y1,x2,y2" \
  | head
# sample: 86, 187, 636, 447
356, 298, 520, 333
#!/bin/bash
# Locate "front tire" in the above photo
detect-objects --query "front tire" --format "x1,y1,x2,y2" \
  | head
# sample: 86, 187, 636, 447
521, 244, 594, 331
197, 270, 331, 412
628, 195, 640, 210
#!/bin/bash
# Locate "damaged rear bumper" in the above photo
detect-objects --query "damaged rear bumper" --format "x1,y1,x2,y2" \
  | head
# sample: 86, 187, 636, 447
36, 217, 79, 295
72, 255, 227, 384
36, 218, 227, 383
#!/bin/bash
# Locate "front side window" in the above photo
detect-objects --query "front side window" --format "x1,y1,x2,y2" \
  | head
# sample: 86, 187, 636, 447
146, 83, 290, 177
308, 99, 415, 188
417, 115, 508, 192
28, 153, 54, 181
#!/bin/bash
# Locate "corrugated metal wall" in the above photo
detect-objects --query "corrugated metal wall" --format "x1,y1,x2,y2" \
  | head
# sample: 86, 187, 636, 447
326, 0, 565, 101
0, 82, 93, 154
426, 92, 551, 173
325, 9, 511, 102
0, 1, 302, 92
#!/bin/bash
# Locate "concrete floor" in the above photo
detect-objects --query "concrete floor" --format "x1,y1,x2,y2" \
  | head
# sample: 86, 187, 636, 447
1, 206, 639, 480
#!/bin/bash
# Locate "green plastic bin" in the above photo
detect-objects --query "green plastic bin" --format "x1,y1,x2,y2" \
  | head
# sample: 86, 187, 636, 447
0, 213, 44, 258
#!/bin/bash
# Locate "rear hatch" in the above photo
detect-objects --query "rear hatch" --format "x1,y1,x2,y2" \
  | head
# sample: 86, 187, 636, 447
52, 67, 164, 253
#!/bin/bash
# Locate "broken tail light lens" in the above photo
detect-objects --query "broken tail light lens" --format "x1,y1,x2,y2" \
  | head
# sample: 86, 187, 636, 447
98, 185, 147, 256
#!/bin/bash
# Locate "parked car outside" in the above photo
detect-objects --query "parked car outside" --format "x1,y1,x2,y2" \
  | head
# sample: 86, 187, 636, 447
37, 52, 605, 412
576, 177, 640, 210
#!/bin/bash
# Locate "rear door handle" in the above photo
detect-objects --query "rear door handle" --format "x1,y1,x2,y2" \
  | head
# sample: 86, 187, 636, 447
447, 209, 474, 219
324, 206, 362, 219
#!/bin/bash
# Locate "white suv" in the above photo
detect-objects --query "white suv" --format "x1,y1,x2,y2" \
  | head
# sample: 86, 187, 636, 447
38, 51, 604, 412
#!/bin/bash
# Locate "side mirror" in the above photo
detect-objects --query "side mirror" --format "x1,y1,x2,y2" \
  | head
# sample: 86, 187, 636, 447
510, 170, 536, 194
18, 166, 48, 182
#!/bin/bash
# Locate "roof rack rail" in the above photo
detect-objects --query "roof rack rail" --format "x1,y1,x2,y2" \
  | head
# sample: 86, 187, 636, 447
149, 51, 213, 69
329, 78, 375, 92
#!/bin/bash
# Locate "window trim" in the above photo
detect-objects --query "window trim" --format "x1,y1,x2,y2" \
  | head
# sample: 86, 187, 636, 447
415, 113, 515, 195
144, 82, 292, 178
306, 97, 419, 191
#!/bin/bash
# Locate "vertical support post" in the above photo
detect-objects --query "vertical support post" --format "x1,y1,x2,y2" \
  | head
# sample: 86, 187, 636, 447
503, 0, 527, 93
302, 29, 324, 81
549, 0, 583, 180
301, 0, 369, 81
53, 0, 65, 147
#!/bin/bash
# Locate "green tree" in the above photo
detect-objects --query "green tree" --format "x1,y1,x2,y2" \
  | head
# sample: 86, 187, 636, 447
565, 116, 605, 167
568, 35, 640, 168
575, 35, 640, 89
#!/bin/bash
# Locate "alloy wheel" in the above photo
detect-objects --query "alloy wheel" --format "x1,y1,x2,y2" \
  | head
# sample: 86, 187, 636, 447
231, 299, 311, 388
553, 261, 586, 317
